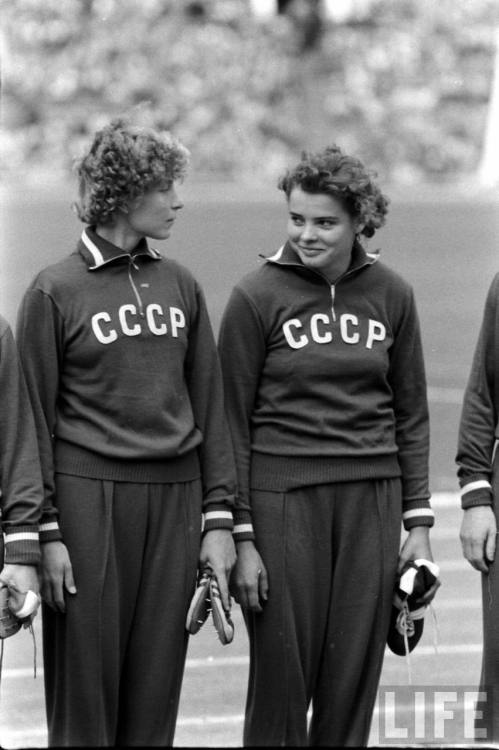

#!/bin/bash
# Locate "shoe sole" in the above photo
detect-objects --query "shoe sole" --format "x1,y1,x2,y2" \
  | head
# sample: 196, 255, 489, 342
209, 578, 234, 645
185, 574, 211, 635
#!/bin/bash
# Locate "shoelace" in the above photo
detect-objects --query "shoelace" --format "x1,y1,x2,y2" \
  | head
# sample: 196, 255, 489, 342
395, 602, 439, 684
29, 622, 38, 678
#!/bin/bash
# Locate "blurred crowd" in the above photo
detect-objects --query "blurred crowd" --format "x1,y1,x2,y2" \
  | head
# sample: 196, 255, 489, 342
0, 0, 497, 184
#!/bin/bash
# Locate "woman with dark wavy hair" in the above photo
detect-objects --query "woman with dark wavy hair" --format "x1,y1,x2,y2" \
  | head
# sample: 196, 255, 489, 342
218, 145, 439, 746
16, 116, 236, 747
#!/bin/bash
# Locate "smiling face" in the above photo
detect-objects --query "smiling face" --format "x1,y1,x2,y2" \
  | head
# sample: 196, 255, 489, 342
127, 181, 184, 241
286, 187, 362, 281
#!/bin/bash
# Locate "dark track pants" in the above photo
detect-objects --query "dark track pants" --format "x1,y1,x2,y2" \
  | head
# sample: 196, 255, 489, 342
243, 478, 402, 747
42, 474, 202, 747
475, 452, 499, 742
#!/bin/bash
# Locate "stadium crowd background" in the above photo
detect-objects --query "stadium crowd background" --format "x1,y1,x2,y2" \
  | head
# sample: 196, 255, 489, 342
0, 0, 497, 188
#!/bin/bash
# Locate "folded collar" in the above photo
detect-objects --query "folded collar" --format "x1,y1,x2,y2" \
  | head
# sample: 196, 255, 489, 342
78, 227, 162, 270
263, 239, 378, 271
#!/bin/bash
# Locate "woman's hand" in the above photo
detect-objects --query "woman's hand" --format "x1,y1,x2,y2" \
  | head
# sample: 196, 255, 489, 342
199, 529, 236, 612
460, 505, 497, 573
398, 526, 440, 605
230, 541, 268, 612
0, 563, 39, 595
41, 541, 76, 612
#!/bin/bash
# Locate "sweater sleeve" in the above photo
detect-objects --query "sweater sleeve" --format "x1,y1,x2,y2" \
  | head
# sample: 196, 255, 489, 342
456, 275, 499, 510
16, 288, 64, 544
388, 286, 434, 530
218, 286, 267, 543
0, 317, 43, 564
184, 283, 235, 533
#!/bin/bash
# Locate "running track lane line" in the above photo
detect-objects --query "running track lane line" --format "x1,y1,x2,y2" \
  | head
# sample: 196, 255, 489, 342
0, 641, 485, 683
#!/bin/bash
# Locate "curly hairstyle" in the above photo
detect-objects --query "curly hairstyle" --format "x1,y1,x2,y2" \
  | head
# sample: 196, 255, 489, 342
278, 145, 389, 238
74, 117, 190, 225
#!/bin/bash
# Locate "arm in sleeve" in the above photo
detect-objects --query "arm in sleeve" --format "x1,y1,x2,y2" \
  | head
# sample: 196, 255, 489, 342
16, 288, 64, 544
0, 319, 43, 564
217, 286, 267, 543
184, 283, 235, 533
456, 275, 499, 510
388, 286, 433, 530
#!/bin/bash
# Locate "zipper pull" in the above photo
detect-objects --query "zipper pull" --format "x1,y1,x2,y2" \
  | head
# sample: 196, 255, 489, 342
128, 259, 144, 317
330, 285, 337, 322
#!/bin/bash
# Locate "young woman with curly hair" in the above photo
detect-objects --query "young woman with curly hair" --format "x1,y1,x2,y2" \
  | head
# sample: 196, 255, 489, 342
16, 117, 236, 747
218, 145, 439, 746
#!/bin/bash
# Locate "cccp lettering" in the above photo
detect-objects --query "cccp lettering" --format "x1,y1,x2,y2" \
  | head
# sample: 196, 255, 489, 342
282, 312, 386, 350
92, 304, 186, 344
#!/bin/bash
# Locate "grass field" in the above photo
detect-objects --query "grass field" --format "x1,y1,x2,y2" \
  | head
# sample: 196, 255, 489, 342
0, 183, 498, 746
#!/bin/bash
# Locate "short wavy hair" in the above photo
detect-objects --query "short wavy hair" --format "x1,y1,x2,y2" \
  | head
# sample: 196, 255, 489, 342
74, 117, 190, 225
278, 145, 389, 238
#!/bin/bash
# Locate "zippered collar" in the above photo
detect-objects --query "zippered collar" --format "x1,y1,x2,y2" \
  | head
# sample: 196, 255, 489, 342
79, 227, 162, 270
262, 239, 379, 322
262, 239, 378, 280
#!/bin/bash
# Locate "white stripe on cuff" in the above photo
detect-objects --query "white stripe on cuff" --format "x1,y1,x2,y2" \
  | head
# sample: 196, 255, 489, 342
203, 511, 233, 521
233, 523, 254, 534
460, 480, 492, 497
402, 508, 435, 520
5, 532, 39, 543
39, 522, 60, 532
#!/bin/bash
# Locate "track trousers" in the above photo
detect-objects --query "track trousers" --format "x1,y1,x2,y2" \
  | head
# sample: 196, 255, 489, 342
475, 451, 499, 743
42, 474, 202, 747
243, 478, 402, 747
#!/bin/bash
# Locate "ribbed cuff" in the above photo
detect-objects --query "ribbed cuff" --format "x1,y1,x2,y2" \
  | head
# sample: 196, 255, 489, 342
202, 504, 234, 533
460, 479, 493, 510
232, 510, 255, 543
402, 499, 434, 530
3, 525, 41, 565
39, 518, 63, 544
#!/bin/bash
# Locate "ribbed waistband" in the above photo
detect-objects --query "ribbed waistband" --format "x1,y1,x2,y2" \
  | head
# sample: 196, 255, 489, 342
250, 452, 401, 491
55, 440, 201, 484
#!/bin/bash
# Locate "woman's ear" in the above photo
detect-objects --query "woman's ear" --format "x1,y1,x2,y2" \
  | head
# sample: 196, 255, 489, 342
122, 194, 142, 214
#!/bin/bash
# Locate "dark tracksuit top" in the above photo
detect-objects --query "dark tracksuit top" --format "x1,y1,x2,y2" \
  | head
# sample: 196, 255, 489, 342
456, 274, 499, 743
0, 315, 43, 564
218, 240, 434, 541
457, 273, 499, 508
16, 227, 235, 537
